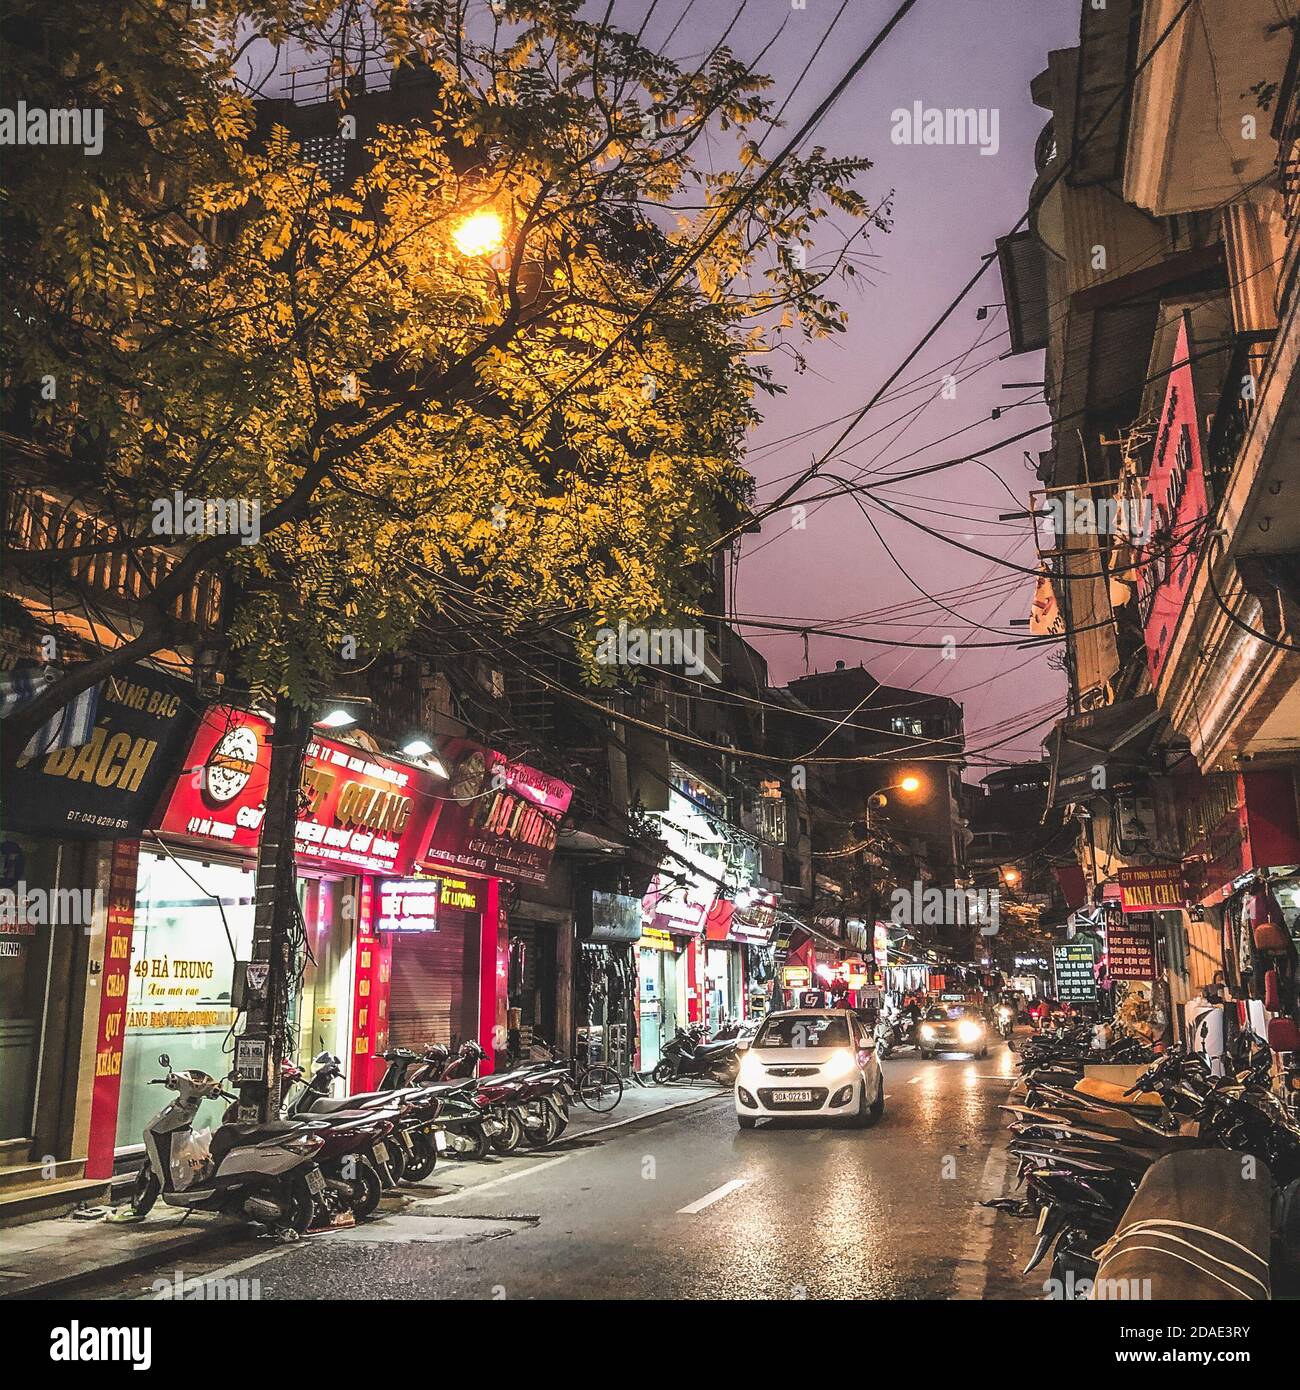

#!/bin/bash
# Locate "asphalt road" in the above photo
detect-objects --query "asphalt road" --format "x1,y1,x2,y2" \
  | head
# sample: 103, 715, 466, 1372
53, 1044, 1038, 1301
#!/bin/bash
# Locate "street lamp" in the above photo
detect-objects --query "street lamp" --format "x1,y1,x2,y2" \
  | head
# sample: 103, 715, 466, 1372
451, 208, 505, 258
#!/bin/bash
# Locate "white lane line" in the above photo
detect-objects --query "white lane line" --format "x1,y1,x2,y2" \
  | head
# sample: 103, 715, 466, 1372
953, 1093, 1015, 1301
416, 1150, 575, 1205
412, 1092, 725, 1206
908, 1076, 922, 1085
678, 1178, 747, 1215
137, 1245, 290, 1299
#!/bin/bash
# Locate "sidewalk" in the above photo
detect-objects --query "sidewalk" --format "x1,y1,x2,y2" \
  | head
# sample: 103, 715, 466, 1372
0, 1081, 726, 1299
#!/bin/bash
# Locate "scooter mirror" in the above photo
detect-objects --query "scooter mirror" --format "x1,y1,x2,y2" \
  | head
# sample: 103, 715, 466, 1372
158, 1053, 171, 1067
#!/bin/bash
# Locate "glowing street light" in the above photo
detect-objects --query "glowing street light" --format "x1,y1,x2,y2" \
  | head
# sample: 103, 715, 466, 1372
451, 208, 505, 258
899, 775, 922, 794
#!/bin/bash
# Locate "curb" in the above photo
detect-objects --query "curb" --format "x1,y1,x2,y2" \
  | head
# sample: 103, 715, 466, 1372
1, 1219, 239, 1302
566, 1088, 728, 1142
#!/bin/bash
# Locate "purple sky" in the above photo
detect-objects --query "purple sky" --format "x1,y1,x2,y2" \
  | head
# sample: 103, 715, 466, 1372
656, 0, 1080, 774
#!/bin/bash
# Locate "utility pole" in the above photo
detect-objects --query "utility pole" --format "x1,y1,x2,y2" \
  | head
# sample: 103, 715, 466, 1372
236, 694, 312, 1122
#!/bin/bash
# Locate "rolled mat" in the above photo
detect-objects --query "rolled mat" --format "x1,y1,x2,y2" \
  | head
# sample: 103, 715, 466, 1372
1091, 1150, 1273, 1300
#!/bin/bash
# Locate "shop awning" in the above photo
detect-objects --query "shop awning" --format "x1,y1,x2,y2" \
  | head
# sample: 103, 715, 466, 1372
1046, 695, 1163, 808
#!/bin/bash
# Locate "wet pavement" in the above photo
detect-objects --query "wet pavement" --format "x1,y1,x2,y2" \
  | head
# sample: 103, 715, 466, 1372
32, 1046, 1039, 1301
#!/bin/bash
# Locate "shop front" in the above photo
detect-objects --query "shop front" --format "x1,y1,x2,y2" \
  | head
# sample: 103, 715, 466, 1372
638, 871, 711, 1067
105, 706, 442, 1160
0, 659, 196, 1170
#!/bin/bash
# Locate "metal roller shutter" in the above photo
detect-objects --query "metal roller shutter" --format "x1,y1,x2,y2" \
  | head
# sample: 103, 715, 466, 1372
387, 907, 480, 1050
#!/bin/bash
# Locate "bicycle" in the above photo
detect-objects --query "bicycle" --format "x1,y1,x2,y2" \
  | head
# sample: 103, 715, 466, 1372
516, 1036, 624, 1114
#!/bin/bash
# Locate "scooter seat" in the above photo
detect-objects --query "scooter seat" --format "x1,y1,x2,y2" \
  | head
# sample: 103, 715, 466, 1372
210, 1121, 303, 1162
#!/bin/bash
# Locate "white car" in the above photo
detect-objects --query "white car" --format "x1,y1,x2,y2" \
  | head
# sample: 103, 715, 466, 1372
735, 1008, 885, 1129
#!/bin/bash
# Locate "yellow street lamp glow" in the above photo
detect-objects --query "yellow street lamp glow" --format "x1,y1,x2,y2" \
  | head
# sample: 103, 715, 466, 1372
899, 775, 921, 794
451, 209, 505, 258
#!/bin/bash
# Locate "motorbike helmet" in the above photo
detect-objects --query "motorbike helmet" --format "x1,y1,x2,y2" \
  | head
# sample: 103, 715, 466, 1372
458, 1039, 486, 1061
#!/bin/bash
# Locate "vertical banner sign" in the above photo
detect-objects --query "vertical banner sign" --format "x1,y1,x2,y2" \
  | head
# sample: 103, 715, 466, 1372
349, 878, 391, 1093
1052, 941, 1098, 1004
85, 839, 140, 1178
1106, 916, 1158, 981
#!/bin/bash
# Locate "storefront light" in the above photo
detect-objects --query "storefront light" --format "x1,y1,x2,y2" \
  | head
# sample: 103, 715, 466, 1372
315, 708, 357, 729
400, 737, 449, 779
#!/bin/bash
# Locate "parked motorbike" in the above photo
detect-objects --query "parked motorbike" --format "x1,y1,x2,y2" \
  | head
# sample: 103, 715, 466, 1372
277, 1059, 408, 1212
425, 1040, 573, 1150
986, 1035, 1300, 1294
130, 1055, 347, 1236
290, 1051, 492, 1171
652, 1026, 740, 1085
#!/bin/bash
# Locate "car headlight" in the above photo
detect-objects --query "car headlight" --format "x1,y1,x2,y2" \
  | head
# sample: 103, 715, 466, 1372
822, 1048, 857, 1082
919, 1023, 936, 1040
957, 1020, 983, 1045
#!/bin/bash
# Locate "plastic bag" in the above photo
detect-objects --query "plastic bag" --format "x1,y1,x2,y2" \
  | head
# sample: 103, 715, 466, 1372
169, 1127, 212, 1190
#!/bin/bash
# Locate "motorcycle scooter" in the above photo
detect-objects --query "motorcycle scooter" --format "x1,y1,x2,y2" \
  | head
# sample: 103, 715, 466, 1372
130, 1055, 345, 1236
651, 1027, 740, 1085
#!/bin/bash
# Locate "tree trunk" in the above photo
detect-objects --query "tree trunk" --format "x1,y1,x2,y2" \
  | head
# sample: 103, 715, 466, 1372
238, 694, 312, 1123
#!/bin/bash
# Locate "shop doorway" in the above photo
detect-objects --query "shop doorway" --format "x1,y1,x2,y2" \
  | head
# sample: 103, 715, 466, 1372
294, 877, 351, 1070
387, 904, 481, 1050
638, 942, 680, 1069
505, 920, 556, 1053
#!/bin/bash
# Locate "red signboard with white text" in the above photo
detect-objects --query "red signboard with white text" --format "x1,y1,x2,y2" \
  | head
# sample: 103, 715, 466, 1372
1137, 318, 1209, 684
154, 708, 437, 876
418, 740, 572, 884
85, 839, 140, 1178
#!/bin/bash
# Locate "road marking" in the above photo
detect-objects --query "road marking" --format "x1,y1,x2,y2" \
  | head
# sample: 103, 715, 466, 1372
416, 1150, 575, 1204
907, 1076, 922, 1085
138, 1245, 289, 1299
953, 1090, 1015, 1301
678, 1179, 747, 1214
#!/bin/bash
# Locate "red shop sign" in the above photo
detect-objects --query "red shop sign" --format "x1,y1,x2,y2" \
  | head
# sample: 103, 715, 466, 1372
85, 839, 140, 1179
154, 707, 436, 875
419, 740, 572, 884
1116, 864, 1185, 913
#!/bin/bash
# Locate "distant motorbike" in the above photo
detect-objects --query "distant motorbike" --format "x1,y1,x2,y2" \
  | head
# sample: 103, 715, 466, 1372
652, 1026, 739, 1085
995, 1003, 1016, 1040
874, 1013, 918, 1059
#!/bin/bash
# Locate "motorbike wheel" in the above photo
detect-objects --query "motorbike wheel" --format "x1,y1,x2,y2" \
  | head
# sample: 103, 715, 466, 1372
652, 1060, 676, 1085
451, 1123, 491, 1161
521, 1105, 561, 1149
285, 1175, 317, 1234
877, 1042, 893, 1060
378, 1142, 407, 1187
130, 1163, 160, 1217
345, 1157, 383, 1219
490, 1111, 525, 1155
403, 1133, 438, 1183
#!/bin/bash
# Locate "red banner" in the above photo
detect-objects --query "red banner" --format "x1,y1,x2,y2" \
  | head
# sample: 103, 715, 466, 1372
85, 839, 140, 1178
349, 877, 392, 1093
1116, 864, 1185, 913
1138, 319, 1208, 683
419, 740, 572, 884
154, 707, 438, 876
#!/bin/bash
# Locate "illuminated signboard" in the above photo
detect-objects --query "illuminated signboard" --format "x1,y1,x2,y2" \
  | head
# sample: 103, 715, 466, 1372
376, 878, 441, 933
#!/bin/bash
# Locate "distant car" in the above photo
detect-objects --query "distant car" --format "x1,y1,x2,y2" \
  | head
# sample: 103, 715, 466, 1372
735, 1008, 885, 1129
917, 1004, 989, 1059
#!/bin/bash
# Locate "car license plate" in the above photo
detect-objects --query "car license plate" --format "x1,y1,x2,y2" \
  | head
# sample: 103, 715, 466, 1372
433, 1129, 448, 1152
305, 1166, 325, 1196
777, 1089, 813, 1102
372, 1141, 388, 1164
